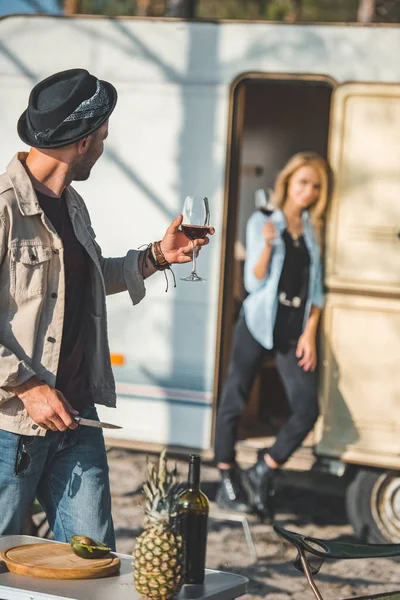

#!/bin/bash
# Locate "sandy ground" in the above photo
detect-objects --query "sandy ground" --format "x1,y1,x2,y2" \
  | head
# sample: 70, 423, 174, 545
107, 448, 400, 600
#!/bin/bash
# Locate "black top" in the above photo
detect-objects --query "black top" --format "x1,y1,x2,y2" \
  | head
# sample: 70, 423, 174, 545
36, 190, 92, 410
274, 229, 310, 348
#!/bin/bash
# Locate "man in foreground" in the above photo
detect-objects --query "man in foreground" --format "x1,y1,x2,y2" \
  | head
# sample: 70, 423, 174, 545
0, 68, 213, 549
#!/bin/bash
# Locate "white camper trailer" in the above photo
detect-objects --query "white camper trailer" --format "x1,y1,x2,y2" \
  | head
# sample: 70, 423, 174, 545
1, 14, 400, 542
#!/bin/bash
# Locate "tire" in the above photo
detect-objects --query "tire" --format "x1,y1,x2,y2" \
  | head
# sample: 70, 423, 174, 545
346, 468, 400, 543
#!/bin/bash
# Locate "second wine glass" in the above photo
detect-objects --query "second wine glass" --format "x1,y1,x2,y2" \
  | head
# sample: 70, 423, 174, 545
181, 196, 210, 282
255, 188, 275, 216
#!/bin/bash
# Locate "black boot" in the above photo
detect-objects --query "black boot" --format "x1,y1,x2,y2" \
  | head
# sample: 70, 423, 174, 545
244, 456, 276, 522
216, 467, 252, 513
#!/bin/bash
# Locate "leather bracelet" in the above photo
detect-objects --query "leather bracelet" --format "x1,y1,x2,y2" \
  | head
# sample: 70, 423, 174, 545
151, 241, 170, 271
147, 245, 158, 271
138, 242, 176, 292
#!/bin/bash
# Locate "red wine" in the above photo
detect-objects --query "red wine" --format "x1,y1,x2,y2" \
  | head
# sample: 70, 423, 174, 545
259, 207, 274, 217
175, 455, 209, 584
181, 225, 210, 241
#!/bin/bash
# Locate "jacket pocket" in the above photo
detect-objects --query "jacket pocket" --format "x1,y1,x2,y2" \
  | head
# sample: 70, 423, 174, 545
10, 243, 53, 297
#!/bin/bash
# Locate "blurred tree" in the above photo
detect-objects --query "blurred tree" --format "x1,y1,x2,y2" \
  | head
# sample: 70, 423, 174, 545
375, 0, 400, 22
357, 0, 400, 22
286, 0, 303, 21
74, 0, 137, 16
197, 0, 355, 22
61, 0, 400, 21
64, 0, 78, 13
257, 0, 269, 15
165, 0, 197, 17
357, 0, 377, 21
137, 0, 152, 15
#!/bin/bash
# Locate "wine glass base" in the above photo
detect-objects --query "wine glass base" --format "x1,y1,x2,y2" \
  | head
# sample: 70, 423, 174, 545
181, 273, 206, 282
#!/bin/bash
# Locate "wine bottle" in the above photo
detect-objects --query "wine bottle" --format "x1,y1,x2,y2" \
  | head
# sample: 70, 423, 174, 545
175, 454, 209, 584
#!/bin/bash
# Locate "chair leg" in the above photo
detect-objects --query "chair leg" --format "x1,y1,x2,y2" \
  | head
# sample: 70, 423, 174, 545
240, 517, 258, 563
298, 548, 325, 600
209, 508, 258, 563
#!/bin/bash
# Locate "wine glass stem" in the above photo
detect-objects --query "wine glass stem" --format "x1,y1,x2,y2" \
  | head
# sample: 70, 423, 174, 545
192, 241, 197, 274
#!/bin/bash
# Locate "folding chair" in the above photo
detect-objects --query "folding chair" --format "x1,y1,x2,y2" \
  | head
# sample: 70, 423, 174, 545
274, 525, 400, 600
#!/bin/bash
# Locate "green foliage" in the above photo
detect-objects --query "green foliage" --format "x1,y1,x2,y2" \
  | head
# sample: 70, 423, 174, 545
77, 0, 138, 16
197, 0, 262, 19
301, 0, 359, 22
197, 0, 360, 22
266, 1, 291, 21
64, 0, 400, 22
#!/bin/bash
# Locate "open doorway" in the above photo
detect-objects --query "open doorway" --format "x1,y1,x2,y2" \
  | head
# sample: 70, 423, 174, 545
213, 73, 335, 460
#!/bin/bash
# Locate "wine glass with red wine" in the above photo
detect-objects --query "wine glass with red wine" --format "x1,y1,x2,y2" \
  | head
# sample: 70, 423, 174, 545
255, 189, 274, 216
181, 196, 211, 282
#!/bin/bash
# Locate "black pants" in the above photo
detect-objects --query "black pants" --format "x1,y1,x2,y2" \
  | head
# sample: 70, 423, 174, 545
214, 312, 319, 466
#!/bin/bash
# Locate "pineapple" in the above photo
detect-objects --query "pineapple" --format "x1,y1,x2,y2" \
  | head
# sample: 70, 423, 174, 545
134, 450, 185, 600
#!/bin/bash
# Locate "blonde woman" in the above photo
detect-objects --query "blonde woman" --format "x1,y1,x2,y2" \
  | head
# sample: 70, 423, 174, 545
214, 152, 330, 520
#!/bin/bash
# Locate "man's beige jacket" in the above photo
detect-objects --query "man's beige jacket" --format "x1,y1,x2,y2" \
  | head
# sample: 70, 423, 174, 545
0, 153, 146, 436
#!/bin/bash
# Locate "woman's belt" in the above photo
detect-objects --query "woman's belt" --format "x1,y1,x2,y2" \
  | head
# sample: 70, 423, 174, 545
278, 292, 302, 308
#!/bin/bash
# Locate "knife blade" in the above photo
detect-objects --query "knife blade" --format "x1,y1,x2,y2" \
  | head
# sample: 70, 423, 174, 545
74, 416, 122, 429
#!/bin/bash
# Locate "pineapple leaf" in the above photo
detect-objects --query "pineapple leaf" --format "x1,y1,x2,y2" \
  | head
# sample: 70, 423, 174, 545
158, 449, 167, 489
142, 448, 181, 520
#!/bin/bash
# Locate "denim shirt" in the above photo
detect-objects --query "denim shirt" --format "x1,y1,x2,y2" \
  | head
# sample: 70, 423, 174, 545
243, 209, 324, 350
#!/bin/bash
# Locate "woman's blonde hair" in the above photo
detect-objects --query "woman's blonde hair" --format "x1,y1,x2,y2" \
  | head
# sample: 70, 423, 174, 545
272, 151, 330, 233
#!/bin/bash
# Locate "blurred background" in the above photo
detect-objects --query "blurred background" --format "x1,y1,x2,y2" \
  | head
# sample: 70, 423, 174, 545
1, 2, 400, 596
1, 0, 400, 23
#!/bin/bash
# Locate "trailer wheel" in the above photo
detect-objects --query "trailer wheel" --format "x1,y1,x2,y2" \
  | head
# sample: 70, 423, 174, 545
346, 469, 400, 543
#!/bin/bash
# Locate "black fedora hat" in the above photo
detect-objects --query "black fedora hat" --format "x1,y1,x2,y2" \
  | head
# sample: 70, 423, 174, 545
17, 68, 117, 149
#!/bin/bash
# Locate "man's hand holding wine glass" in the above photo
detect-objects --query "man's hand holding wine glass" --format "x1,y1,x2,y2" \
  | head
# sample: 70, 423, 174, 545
160, 214, 214, 265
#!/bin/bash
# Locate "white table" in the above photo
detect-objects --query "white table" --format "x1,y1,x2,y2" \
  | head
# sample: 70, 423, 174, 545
0, 536, 248, 600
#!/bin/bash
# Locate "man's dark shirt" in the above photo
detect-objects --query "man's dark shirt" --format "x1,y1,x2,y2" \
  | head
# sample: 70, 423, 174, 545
36, 190, 92, 410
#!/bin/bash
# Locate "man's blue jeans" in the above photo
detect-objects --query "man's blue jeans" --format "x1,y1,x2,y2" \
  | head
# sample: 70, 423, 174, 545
0, 406, 115, 550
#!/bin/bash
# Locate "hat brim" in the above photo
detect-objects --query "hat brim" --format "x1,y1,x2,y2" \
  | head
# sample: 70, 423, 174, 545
17, 80, 118, 149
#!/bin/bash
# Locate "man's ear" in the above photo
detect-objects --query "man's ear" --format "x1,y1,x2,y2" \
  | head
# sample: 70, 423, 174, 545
77, 137, 89, 155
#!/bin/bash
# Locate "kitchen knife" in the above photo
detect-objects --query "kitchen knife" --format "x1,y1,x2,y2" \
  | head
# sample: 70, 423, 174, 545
74, 416, 122, 429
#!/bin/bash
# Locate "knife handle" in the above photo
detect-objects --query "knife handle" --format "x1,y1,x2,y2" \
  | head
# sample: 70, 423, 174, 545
32, 417, 81, 430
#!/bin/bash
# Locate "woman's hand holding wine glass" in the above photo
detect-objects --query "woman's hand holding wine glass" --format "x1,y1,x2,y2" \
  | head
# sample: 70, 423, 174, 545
255, 188, 275, 216
263, 221, 276, 247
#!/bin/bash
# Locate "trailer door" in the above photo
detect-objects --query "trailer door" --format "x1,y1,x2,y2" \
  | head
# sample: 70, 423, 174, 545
319, 82, 400, 468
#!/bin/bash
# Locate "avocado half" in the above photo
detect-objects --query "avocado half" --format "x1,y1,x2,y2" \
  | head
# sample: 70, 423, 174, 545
70, 535, 111, 559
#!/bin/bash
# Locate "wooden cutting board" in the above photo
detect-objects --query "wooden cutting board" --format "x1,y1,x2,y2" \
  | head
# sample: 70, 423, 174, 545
0, 543, 121, 580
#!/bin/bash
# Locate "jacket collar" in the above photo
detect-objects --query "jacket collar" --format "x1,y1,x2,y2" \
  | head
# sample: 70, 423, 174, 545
273, 208, 310, 229
6, 152, 80, 216
6, 153, 42, 216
